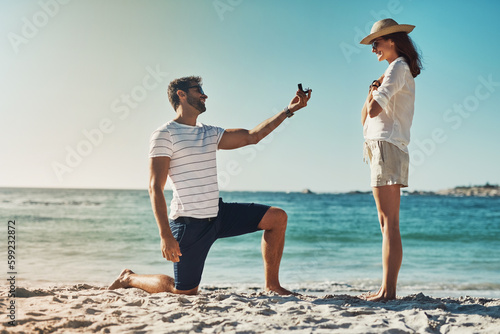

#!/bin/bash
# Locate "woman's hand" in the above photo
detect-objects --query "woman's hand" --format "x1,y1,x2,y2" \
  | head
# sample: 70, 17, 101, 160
369, 74, 384, 93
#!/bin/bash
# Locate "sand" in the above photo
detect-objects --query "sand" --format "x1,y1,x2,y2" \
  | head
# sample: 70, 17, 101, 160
2, 284, 500, 333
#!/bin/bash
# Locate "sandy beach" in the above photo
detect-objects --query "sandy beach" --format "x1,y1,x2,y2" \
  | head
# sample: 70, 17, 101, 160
2, 284, 499, 333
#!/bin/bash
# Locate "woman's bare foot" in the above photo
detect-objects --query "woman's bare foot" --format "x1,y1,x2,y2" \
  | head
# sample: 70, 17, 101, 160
360, 292, 376, 300
266, 285, 300, 296
359, 287, 382, 300
108, 269, 134, 290
365, 288, 396, 301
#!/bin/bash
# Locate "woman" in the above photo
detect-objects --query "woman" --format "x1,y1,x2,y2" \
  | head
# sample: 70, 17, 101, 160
360, 18, 422, 301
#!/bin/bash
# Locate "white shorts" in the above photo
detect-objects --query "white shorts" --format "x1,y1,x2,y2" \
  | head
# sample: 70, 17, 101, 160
364, 140, 409, 188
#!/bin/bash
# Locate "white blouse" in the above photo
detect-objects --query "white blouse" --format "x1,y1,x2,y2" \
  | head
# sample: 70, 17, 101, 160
363, 57, 415, 153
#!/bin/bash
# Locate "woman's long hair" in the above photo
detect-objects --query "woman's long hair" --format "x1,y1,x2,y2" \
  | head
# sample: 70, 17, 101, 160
383, 32, 422, 78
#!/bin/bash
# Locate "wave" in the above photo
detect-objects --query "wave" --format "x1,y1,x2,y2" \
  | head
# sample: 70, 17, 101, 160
22, 200, 102, 206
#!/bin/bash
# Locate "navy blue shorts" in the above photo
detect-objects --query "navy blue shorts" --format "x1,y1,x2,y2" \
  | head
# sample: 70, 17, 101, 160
169, 198, 270, 291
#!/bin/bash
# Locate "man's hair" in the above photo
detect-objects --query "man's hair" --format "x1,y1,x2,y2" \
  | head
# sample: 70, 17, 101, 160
167, 76, 202, 111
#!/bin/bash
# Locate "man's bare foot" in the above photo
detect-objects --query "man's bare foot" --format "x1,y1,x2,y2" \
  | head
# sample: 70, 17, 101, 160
266, 286, 300, 296
108, 269, 134, 290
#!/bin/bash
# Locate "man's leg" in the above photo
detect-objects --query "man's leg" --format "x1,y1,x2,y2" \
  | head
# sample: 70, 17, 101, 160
108, 269, 198, 295
109, 216, 217, 295
257, 207, 294, 295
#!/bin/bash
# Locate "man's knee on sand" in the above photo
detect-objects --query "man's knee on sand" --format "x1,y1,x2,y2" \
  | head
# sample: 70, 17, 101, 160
173, 286, 198, 295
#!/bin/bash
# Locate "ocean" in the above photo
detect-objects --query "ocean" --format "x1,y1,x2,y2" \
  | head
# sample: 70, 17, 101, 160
1, 188, 499, 298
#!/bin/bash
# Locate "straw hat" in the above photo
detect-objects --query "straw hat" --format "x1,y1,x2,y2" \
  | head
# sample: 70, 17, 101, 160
360, 18, 415, 45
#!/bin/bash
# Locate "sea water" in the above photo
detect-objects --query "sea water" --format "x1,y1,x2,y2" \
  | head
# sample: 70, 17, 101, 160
1, 188, 499, 298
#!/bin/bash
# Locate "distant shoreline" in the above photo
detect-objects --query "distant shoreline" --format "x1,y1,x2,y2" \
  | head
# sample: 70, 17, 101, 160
403, 183, 500, 197
308, 183, 500, 197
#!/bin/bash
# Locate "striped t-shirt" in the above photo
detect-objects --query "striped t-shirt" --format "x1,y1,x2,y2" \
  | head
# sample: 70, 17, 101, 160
149, 120, 225, 220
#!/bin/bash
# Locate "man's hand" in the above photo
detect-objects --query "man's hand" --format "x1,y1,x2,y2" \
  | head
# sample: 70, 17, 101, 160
288, 89, 312, 114
218, 88, 312, 150
160, 233, 182, 263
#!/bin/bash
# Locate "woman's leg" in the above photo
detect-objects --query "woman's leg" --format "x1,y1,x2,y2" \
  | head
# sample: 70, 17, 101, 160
368, 184, 402, 301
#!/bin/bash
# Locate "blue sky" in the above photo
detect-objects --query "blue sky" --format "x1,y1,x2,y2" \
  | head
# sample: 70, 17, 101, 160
1, 0, 499, 192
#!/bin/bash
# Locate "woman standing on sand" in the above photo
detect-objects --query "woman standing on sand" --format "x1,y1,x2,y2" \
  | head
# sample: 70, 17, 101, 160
360, 18, 422, 301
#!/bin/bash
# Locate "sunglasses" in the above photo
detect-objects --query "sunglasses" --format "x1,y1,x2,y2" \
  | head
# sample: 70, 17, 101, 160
371, 38, 383, 49
187, 85, 205, 95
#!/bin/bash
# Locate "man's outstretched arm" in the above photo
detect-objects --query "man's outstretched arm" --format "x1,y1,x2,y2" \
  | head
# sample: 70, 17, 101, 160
148, 156, 182, 263
218, 89, 312, 150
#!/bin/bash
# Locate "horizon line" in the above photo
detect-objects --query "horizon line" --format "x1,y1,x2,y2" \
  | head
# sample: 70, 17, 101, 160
0, 183, 497, 194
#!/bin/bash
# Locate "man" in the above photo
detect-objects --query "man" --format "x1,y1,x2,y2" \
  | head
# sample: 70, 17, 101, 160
109, 76, 311, 295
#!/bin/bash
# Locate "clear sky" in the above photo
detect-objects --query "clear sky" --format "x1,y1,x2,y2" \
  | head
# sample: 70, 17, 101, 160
1, 0, 499, 192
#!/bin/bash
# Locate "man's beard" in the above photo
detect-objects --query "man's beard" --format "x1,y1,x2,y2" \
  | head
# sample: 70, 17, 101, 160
187, 95, 206, 113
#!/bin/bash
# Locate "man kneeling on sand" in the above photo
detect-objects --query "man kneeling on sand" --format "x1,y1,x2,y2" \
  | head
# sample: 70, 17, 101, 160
109, 76, 311, 295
